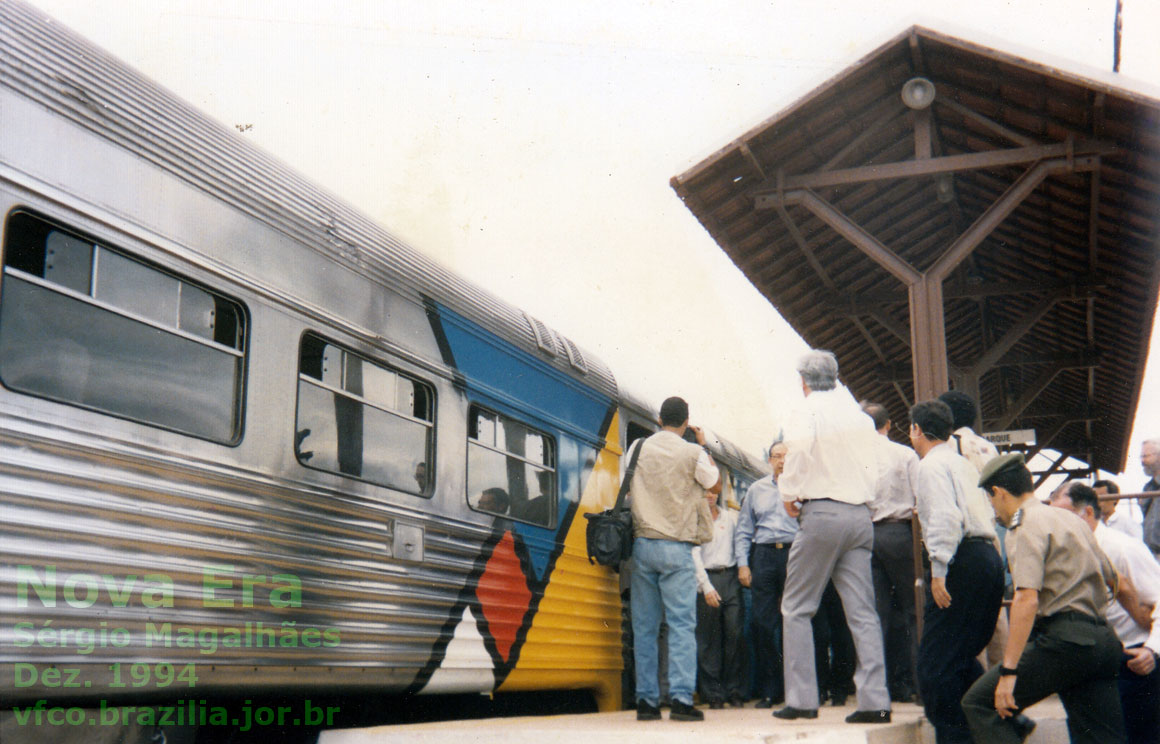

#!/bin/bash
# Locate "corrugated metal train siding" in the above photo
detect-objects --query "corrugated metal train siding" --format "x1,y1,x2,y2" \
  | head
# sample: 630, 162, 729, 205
0, 415, 486, 678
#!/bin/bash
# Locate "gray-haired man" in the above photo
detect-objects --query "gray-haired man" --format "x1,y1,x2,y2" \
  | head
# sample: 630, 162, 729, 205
1140, 437, 1160, 557
773, 350, 891, 724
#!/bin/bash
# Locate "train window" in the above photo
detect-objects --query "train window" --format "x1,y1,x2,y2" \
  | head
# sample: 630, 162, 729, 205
295, 333, 434, 496
0, 211, 246, 443
733, 475, 754, 507
467, 405, 554, 526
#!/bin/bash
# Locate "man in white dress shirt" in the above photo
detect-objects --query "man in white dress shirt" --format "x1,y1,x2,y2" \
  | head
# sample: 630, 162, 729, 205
1051, 481, 1160, 744
1093, 479, 1145, 541
939, 390, 1010, 674
692, 487, 744, 708
774, 350, 891, 724
862, 400, 919, 703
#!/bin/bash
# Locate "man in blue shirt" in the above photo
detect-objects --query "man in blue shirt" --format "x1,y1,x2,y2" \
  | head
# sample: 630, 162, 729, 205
735, 438, 799, 707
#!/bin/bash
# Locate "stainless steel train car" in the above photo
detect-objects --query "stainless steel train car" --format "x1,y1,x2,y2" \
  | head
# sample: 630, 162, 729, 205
0, 0, 769, 717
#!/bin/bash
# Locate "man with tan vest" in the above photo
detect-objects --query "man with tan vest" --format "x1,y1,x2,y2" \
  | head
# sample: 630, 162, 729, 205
628, 396, 720, 723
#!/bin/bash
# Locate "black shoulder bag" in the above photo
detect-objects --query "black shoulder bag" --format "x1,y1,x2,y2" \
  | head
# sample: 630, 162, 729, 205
583, 438, 644, 568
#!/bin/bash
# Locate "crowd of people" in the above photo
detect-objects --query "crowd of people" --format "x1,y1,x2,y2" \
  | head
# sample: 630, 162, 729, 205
621, 349, 1160, 744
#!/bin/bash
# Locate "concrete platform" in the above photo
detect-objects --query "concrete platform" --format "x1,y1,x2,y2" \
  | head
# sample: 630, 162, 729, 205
319, 697, 1070, 744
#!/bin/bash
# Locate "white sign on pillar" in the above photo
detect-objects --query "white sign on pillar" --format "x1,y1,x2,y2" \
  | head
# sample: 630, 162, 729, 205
982, 429, 1037, 447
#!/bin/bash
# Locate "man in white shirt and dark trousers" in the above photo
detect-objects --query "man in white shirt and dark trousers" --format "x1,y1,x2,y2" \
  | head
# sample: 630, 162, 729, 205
910, 400, 1006, 744
774, 350, 891, 724
862, 401, 919, 703
1051, 481, 1160, 744
693, 486, 744, 708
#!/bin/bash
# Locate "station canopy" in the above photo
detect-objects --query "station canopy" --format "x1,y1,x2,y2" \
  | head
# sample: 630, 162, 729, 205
672, 26, 1160, 478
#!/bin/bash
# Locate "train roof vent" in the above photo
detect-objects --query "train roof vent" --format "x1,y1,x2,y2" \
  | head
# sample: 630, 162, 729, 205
561, 336, 588, 374
523, 311, 559, 357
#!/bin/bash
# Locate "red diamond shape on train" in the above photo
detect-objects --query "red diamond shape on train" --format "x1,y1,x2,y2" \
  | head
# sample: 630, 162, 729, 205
476, 531, 532, 663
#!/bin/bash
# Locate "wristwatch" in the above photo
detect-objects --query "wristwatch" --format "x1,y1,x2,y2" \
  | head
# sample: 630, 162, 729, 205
998, 665, 1018, 676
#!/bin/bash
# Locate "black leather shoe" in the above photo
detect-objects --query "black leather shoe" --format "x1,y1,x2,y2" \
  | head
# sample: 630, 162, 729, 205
708, 698, 724, 709
845, 709, 891, 724
755, 697, 774, 708
1012, 713, 1036, 742
728, 693, 745, 708
772, 706, 818, 720
669, 700, 704, 721
636, 700, 661, 721
829, 694, 848, 706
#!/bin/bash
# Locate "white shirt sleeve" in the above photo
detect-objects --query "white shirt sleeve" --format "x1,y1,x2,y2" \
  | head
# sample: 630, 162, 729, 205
915, 455, 964, 578
695, 449, 719, 490
778, 407, 815, 501
691, 545, 711, 594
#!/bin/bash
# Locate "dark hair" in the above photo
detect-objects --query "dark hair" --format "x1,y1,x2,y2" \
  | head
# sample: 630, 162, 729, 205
861, 401, 889, 430
981, 461, 1033, 496
1092, 479, 1120, 495
1066, 482, 1102, 519
910, 400, 954, 442
659, 396, 689, 427
938, 390, 977, 430
482, 487, 510, 511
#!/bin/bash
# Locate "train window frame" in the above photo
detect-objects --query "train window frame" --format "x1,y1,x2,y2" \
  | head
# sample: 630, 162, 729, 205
0, 210, 248, 445
466, 403, 556, 527
294, 331, 435, 498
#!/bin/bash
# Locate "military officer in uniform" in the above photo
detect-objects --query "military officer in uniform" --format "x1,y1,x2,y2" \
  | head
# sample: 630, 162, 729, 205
962, 453, 1126, 744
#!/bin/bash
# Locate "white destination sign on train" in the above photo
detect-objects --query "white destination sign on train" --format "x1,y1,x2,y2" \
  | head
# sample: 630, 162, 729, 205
982, 429, 1037, 446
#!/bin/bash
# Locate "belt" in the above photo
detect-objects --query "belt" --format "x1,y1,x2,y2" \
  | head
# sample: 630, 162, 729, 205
706, 566, 735, 573
755, 542, 792, 550
961, 535, 993, 544
1034, 610, 1105, 631
875, 517, 911, 525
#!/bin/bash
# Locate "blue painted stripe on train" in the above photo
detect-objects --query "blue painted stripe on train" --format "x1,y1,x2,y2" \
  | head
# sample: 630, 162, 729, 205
433, 303, 612, 440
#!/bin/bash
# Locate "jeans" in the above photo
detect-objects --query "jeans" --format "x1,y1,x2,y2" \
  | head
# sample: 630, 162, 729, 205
631, 536, 697, 706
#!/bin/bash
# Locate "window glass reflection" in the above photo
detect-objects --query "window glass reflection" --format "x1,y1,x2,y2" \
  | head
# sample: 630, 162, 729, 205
467, 404, 554, 525
295, 333, 434, 497
0, 213, 245, 443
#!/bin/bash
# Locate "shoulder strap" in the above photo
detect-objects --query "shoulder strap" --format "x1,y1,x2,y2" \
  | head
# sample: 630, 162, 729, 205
615, 438, 646, 513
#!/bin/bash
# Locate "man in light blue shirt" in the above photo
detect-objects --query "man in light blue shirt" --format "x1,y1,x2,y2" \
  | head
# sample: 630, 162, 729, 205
735, 439, 798, 707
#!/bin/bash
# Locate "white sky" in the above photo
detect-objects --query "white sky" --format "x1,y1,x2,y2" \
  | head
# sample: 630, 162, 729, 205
23, 0, 1160, 492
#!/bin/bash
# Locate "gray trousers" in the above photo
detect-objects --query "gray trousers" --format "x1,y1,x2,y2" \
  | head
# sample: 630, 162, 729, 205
781, 499, 891, 711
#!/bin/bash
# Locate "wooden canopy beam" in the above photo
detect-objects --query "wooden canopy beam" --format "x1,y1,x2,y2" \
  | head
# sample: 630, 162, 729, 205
753, 142, 1115, 202
824, 277, 1105, 312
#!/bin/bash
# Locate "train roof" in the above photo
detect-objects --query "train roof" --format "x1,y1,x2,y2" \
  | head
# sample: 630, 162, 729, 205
0, 0, 618, 400
672, 24, 1160, 475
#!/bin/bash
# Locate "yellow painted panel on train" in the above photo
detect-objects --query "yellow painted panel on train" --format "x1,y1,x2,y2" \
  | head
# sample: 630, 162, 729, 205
502, 413, 624, 687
